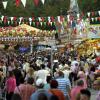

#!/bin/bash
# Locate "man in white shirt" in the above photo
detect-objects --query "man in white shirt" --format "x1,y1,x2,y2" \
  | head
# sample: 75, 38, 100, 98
23, 60, 30, 73
36, 64, 50, 84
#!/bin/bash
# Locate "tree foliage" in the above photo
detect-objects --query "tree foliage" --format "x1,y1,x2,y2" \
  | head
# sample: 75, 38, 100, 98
0, 0, 100, 17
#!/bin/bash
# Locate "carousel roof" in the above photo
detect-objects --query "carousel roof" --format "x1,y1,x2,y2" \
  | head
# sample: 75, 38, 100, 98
16, 24, 40, 33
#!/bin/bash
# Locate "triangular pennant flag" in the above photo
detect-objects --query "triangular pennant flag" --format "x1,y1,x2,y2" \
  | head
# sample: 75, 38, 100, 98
57, 16, 60, 23
51, 22, 53, 26
2, 1, 8, 9
98, 11, 100, 16
29, 21, 32, 26
48, 17, 50, 22
8, 21, 10, 25
16, 0, 20, 7
67, 15, 70, 22
19, 17, 23, 22
10, 17, 14, 21
29, 17, 32, 22
19, 21, 21, 25
95, 17, 98, 21
38, 17, 41, 22
87, 12, 90, 17
77, 13, 80, 18
40, 22, 43, 26
41, 0, 45, 4
91, 18, 94, 22
34, 0, 39, 6
21, 0, 26, 7
1, 16, 4, 21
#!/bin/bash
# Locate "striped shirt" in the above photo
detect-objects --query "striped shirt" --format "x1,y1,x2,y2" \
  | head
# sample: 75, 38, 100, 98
56, 77, 71, 96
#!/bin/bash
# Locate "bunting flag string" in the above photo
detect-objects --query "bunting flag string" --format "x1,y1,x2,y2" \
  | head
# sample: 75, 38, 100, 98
0, 10, 100, 27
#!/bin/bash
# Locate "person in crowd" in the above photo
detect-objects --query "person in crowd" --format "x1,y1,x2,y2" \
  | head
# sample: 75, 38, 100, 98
96, 91, 100, 100
30, 78, 52, 100
0, 61, 6, 78
69, 57, 79, 86
13, 63, 22, 86
44, 76, 52, 90
11, 93, 22, 100
37, 93, 48, 100
8, 59, 15, 71
25, 67, 34, 82
5, 71, 16, 100
49, 79, 65, 100
14, 77, 35, 100
36, 64, 50, 84
62, 65, 72, 79
78, 89, 91, 100
77, 71, 87, 89
23, 60, 30, 74
71, 79, 84, 100
56, 71, 71, 100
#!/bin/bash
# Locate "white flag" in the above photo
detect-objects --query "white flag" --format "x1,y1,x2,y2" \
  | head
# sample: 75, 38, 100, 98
95, 17, 98, 21
41, 0, 45, 4
8, 21, 10, 25
40, 22, 43, 26
2, 1, 8, 9
10, 17, 14, 21
91, 18, 94, 22
19, 21, 21, 25
77, 13, 80, 18
19, 17, 23, 22
38, 17, 41, 22
87, 12, 90, 17
29, 21, 32, 26
1, 16, 4, 21
29, 18, 32, 22
98, 11, 100, 16
21, 0, 26, 7
57, 16, 60, 23
48, 17, 51, 22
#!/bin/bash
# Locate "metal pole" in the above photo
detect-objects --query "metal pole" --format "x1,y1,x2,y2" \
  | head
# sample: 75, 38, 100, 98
30, 38, 33, 54
50, 46, 54, 76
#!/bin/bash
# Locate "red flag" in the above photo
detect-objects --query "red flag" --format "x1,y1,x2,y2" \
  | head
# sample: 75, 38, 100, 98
34, 0, 39, 6
16, 0, 20, 7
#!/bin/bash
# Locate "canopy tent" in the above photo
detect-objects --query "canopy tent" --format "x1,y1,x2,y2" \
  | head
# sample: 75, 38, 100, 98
0, 24, 56, 37
15, 24, 40, 33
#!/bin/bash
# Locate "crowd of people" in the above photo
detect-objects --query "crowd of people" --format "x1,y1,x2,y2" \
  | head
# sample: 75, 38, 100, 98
0, 48, 100, 100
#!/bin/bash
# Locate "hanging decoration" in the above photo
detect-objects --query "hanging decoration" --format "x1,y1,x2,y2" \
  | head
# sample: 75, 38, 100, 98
1, 16, 4, 21
16, 0, 20, 7
2, 1, 8, 9
87, 12, 91, 17
10, 17, 14, 21
34, 0, 39, 6
21, 0, 26, 7
98, 11, 100, 16
41, 0, 45, 5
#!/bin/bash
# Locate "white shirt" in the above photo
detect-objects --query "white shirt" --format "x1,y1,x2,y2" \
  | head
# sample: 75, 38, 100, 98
71, 60, 79, 72
23, 62, 30, 73
36, 69, 49, 84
